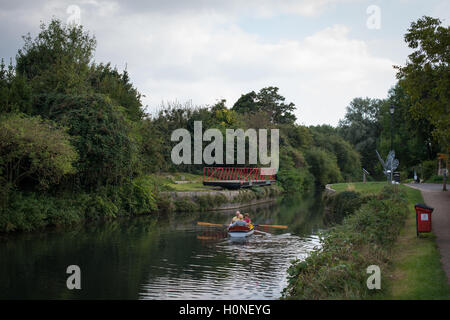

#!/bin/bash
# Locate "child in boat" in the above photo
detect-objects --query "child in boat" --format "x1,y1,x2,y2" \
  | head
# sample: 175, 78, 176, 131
243, 213, 251, 225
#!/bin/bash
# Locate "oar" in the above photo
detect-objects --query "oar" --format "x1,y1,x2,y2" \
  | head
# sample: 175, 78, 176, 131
197, 221, 288, 229
254, 229, 271, 236
255, 224, 288, 229
197, 221, 227, 227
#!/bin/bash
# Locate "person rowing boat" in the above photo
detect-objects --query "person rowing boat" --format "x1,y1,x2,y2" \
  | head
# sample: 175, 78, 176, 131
228, 211, 254, 238
231, 210, 243, 224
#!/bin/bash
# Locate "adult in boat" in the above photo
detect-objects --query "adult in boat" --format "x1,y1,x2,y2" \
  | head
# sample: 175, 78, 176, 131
243, 213, 251, 225
231, 211, 243, 223
230, 211, 245, 227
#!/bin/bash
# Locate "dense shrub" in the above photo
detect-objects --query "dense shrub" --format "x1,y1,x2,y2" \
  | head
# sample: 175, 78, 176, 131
233, 189, 257, 203
35, 93, 137, 188
196, 194, 228, 210
323, 191, 368, 225
304, 147, 342, 186
0, 190, 85, 232
422, 160, 437, 180
283, 186, 408, 299
85, 195, 119, 220
309, 125, 362, 181
426, 175, 443, 183
0, 175, 158, 232
155, 193, 175, 213
174, 198, 199, 212
0, 114, 77, 190
277, 168, 314, 194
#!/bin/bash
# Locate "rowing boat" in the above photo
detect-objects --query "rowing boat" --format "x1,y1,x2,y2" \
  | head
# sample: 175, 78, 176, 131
227, 223, 254, 238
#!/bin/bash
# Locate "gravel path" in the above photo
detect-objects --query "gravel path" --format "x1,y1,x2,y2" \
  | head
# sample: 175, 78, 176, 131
405, 183, 450, 284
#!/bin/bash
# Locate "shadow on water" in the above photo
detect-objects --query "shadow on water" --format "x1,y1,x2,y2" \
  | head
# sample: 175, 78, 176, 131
0, 190, 326, 299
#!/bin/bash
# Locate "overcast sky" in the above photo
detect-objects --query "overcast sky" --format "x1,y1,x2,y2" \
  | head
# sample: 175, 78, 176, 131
0, 0, 449, 126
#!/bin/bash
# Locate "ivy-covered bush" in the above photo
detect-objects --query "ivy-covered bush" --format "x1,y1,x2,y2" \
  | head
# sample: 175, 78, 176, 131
0, 114, 78, 190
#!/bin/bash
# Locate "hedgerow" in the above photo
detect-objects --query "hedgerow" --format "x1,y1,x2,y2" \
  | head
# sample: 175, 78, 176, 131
283, 186, 408, 299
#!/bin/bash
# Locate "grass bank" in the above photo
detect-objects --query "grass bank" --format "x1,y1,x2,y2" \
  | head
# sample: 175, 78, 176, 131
283, 185, 408, 299
329, 181, 387, 195
329, 182, 450, 299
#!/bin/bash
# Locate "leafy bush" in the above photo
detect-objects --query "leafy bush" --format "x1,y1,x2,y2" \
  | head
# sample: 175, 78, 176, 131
277, 168, 314, 194
283, 186, 408, 299
85, 195, 119, 220
422, 160, 437, 180
426, 175, 444, 183
309, 126, 362, 181
233, 189, 257, 203
156, 193, 175, 213
323, 191, 369, 225
35, 93, 137, 188
174, 198, 199, 212
196, 194, 228, 210
0, 175, 158, 232
305, 147, 342, 186
0, 114, 77, 190
0, 190, 84, 232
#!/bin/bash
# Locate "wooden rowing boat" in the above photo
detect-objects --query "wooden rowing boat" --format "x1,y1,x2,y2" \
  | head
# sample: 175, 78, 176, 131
227, 224, 254, 238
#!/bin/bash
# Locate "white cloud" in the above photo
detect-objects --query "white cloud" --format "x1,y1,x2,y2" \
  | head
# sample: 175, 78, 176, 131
80, 7, 396, 125
243, 0, 358, 17
0, 0, 397, 126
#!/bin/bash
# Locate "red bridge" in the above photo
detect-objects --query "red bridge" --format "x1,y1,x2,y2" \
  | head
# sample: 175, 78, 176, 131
203, 167, 277, 189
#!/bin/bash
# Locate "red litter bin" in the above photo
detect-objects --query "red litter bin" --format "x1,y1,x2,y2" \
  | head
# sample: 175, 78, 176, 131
415, 203, 434, 236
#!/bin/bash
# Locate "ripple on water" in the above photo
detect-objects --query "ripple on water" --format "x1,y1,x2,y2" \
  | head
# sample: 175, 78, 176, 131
139, 231, 321, 300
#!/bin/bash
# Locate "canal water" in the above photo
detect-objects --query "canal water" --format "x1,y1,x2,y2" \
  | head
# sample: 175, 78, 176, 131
0, 192, 325, 299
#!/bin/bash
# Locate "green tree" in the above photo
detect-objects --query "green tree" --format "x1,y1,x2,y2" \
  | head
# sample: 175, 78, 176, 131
277, 146, 314, 193
377, 84, 439, 178
232, 87, 296, 124
232, 91, 259, 114
304, 147, 342, 186
279, 123, 312, 150
89, 63, 145, 121
257, 87, 296, 124
338, 97, 383, 177
396, 16, 449, 149
310, 125, 361, 181
0, 59, 32, 114
16, 19, 96, 95
136, 118, 168, 174
37, 94, 136, 189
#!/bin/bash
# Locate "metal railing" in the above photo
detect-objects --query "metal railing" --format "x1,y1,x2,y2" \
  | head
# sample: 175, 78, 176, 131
203, 167, 276, 183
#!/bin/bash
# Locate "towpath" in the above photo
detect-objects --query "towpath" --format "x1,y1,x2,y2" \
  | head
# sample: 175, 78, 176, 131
406, 183, 450, 284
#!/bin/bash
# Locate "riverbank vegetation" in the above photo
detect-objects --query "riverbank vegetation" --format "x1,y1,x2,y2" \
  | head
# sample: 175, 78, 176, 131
283, 185, 409, 299
160, 184, 283, 213
283, 182, 450, 299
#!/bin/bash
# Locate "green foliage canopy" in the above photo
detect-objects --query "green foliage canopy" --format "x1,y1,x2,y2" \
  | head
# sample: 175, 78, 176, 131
338, 97, 383, 177
0, 114, 78, 189
16, 20, 96, 95
37, 93, 137, 188
396, 16, 450, 148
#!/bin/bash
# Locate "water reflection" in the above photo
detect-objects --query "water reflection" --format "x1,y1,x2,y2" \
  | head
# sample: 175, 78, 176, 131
0, 191, 325, 299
